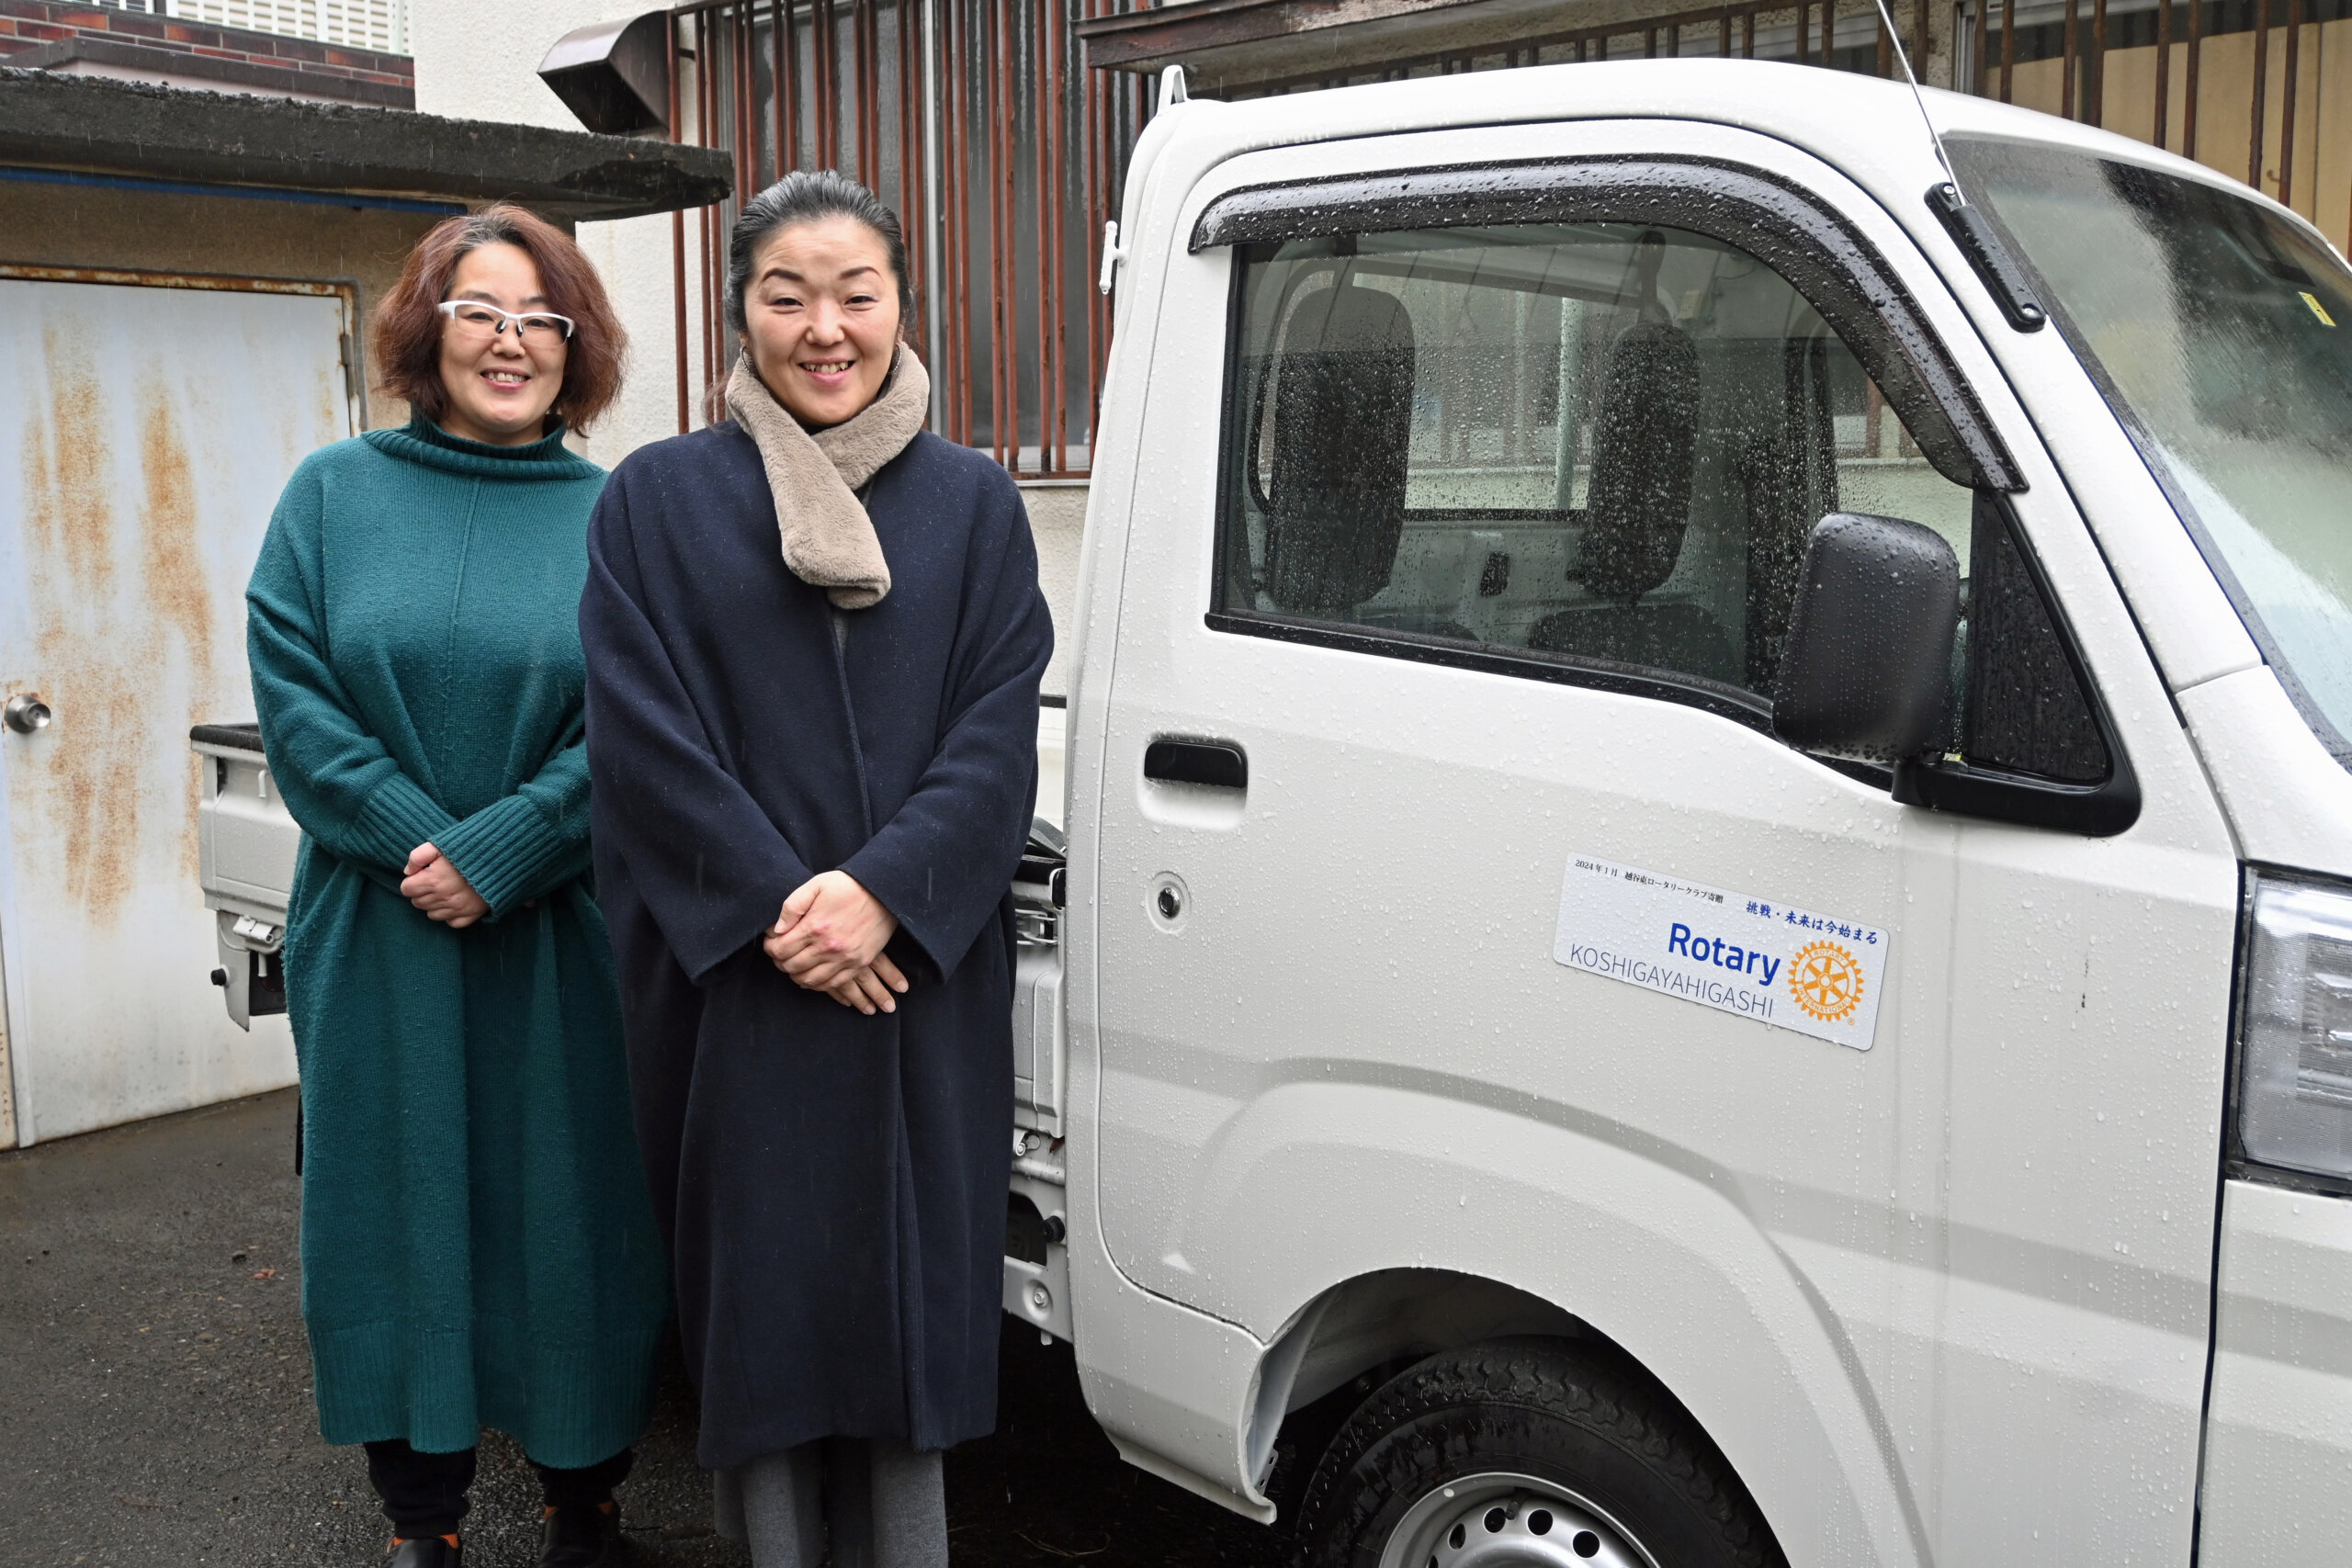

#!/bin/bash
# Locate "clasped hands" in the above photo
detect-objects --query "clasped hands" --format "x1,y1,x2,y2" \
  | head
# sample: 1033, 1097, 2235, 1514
764, 870, 908, 1015
402, 842, 488, 928
400, 844, 902, 1013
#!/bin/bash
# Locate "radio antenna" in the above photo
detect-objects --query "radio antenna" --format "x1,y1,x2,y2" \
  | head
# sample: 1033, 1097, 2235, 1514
1867, 0, 1962, 197
1864, 0, 2049, 329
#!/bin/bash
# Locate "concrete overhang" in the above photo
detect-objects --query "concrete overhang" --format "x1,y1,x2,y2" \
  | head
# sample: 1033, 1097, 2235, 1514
6, 35, 414, 109
0, 66, 732, 221
1077, 0, 1689, 92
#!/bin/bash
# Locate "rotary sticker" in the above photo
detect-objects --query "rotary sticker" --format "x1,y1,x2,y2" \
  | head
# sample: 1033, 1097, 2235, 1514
1552, 854, 1887, 1051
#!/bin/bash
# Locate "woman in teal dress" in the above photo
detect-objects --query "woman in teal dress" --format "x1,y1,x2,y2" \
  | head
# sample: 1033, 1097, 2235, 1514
246, 204, 668, 1568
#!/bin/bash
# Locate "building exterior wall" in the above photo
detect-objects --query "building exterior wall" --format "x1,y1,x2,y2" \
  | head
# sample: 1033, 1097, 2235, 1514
0, 0, 415, 104
0, 179, 445, 430
1996, 10, 2352, 243
173, 0, 410, 54
1137, 0, 1956, 95
0, 182, 444, 1139
409, 0, 689, 470
408, 0, 1086, 696
0, 30, 728, 1136
0, 276, 349, 1142
1023, 483, 1086, 698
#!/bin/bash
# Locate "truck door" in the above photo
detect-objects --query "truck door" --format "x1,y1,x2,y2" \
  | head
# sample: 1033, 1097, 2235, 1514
0, 276, 352, 1143
1084, 123, 2236, 1563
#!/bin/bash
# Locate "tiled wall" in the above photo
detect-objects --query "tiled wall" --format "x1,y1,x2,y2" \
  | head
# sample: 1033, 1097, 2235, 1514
171, 0, 407, 57
0, 0, 413, 102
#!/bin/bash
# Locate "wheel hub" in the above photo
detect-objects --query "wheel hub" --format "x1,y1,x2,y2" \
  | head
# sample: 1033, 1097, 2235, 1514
1381, 1472, 1657, 1568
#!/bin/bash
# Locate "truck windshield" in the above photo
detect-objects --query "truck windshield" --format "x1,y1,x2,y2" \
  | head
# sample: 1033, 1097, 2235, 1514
1951, 136, 2352, 761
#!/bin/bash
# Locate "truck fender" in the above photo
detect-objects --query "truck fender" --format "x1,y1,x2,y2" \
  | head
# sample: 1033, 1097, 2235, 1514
1139, 1079, 1930, 1568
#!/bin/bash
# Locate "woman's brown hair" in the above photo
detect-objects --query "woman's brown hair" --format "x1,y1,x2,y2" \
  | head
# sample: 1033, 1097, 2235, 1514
371, 203, 627, 435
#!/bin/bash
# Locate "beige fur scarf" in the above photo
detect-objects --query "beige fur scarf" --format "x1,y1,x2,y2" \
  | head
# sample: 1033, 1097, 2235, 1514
725, 345, 931, 610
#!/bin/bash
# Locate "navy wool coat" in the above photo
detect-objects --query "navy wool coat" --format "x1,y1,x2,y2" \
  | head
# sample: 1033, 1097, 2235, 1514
580, 423, 1051, 1470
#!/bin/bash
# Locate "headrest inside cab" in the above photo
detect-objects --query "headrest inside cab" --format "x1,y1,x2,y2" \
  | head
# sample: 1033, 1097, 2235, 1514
1263, 281, 1418, 616
1578, 320, 1702, 604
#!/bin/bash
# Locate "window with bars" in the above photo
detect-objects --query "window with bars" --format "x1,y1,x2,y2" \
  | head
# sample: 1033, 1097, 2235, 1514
668, 0, 1154, 477
666, 0, 2336, 474
1962, 0, 2352, 245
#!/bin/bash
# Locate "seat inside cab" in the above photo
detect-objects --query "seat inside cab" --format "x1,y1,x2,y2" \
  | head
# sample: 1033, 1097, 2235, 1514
1223, 221, 1974, 702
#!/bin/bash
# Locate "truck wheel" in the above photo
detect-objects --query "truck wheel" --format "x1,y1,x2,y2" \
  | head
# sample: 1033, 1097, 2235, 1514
1291, 1338, 1781, 1568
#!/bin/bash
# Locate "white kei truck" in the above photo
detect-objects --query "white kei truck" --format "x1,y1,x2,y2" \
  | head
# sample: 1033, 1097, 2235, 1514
196, 57, 2352, 1568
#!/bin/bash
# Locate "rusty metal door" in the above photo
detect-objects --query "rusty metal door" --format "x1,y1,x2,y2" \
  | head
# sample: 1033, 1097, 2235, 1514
0, 273, 356, 1145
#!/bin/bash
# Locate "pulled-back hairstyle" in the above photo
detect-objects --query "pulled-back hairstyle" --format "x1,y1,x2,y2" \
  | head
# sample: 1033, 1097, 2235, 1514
372, 203, 626, 434
725, 170, 912, 339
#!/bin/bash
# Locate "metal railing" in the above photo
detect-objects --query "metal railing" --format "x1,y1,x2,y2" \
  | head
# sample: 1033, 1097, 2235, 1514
1962, 0, 2352, 243
666, 0, 1155, 476
668, 0, 2346, 477
1216, 0, 1939, 95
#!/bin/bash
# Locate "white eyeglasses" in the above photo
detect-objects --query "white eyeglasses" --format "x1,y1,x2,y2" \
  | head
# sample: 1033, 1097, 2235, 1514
436, 299, 576, 344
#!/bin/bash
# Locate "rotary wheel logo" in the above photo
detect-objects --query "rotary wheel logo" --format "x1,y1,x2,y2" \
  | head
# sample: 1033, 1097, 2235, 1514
1788, 940, 1864, 1023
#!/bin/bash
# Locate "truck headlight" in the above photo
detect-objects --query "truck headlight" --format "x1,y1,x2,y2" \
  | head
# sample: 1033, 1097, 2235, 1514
2239, 871, 2352, 1183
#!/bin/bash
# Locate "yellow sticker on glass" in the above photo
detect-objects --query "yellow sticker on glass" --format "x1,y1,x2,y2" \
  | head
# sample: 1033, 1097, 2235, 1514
2301, 290, 2337, 327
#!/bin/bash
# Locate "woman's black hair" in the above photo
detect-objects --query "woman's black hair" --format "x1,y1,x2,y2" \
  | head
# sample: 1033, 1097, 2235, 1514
725, 170, 912, 337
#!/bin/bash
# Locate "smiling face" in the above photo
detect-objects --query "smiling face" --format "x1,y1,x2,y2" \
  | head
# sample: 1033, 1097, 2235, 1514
742, 216, 903, 428
434, 242, 568, 446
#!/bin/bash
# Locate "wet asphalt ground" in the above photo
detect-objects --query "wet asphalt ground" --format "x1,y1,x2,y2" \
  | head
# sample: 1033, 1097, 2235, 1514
0, 1090, 1287, 1568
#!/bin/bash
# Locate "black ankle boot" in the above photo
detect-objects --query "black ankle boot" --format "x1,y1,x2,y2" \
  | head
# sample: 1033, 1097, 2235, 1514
387, 1539, 460, 1568
538, 1504, 621, 1568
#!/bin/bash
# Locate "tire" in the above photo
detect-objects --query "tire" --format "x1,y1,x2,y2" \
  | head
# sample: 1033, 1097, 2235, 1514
1291, 1337, 1783, 1568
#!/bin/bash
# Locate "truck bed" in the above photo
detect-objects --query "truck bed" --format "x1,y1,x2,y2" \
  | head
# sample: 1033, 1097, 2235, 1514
187, 712, 1075, 1337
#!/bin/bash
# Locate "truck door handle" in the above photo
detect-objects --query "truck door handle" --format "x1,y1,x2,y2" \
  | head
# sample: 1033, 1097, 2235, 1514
1144, 739, 1247, 790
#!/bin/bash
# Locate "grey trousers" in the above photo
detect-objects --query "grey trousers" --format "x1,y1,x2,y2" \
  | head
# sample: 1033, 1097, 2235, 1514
714, 1437, 947, 1568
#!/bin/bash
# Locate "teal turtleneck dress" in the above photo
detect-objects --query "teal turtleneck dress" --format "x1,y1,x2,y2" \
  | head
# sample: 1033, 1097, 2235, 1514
246, 416, 670, 1466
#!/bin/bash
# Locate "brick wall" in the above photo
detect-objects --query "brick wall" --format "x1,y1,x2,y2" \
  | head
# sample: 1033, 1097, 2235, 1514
0, 1, 413, 105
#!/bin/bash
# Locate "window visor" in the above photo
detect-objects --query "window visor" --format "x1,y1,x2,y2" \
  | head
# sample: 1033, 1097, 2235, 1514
1190, 156, 2025, 496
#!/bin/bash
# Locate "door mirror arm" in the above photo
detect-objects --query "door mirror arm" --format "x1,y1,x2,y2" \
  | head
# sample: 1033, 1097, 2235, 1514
1772, 511, 2143, 838
1891, 752, 2140, 836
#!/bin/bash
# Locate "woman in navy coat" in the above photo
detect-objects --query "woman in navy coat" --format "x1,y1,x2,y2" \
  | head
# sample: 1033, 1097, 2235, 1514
579, 173, 1051, 1566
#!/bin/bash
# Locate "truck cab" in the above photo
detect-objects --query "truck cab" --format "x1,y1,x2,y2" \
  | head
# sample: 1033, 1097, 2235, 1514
1023, 58, 2352, 1568
193, 54, 2352, 1568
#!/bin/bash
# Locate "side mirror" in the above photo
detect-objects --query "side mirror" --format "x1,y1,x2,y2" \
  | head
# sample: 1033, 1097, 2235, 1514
1772, 513, 1960, 764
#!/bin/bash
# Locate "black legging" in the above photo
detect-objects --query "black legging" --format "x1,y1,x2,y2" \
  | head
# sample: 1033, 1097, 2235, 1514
365, 1440, 635, 1540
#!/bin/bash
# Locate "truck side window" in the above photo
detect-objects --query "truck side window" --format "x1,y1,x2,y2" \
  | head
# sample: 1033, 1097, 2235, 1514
1216, 223, 1977, 704
1962, 493, 2111, 782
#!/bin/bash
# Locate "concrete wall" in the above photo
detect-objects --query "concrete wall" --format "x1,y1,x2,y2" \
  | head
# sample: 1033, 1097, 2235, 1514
0, 0, 417, 106
1021, 482, 1087, 699
409, 0, 690, 469
0, 180, 443, 430
0, 187, 447, 1140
